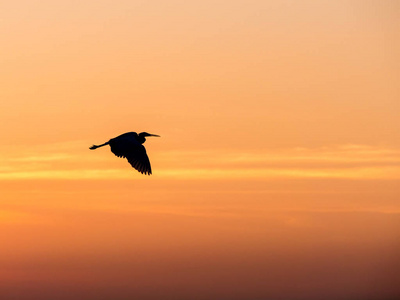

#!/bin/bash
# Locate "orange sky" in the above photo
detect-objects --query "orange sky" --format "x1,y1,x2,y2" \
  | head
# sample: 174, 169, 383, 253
1, 1, 399, 299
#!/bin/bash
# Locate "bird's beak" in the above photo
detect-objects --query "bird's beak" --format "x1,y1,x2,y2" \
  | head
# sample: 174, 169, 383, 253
149, 134, 160, 137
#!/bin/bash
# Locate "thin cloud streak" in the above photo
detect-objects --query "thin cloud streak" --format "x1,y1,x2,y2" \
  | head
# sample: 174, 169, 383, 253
7, 154, 73, 162
0, 210, 45, 224
158, 144, 400, 164
1, 144, 399, 180
1, 166, 399, 180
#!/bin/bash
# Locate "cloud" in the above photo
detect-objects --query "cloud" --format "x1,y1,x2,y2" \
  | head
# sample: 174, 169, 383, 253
0, 210, 45, 224
8, 154, 72, 162
158, 144, 400, 165
0, 144, 399, 180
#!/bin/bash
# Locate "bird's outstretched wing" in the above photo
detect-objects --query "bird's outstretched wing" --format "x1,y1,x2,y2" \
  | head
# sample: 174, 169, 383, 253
126, 146, 152, 175
109, 135, 152, 175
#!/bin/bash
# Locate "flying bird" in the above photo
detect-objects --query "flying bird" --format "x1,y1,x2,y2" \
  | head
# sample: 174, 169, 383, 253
89, 132, 160, 175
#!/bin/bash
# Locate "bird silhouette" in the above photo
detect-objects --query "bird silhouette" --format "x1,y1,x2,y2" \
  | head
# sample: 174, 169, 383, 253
89, 132, 160, 175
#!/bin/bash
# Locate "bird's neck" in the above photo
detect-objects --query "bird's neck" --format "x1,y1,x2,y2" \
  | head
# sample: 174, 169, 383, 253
137, 136, 146, 144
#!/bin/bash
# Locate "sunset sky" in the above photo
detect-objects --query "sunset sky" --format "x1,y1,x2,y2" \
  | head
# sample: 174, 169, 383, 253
1, 1, 399, 299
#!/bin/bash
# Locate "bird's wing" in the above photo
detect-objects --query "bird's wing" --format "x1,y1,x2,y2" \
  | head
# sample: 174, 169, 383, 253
109, 136, 152, 175
126, 145, 152, 175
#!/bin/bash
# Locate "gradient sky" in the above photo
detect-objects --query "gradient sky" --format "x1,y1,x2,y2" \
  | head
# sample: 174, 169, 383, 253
1, 1, 399, 299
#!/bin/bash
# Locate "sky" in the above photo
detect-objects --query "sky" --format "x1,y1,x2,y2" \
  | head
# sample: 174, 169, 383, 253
1, 1, 399, 299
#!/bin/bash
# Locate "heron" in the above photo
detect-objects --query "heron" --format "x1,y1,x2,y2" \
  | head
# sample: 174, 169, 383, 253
89, 132, 160, 175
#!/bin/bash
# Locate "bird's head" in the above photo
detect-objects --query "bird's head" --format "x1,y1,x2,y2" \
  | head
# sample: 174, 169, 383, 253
139, 132, 160, 138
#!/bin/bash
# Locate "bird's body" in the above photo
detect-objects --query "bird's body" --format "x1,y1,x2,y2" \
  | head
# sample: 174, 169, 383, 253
90, 132, 159, 175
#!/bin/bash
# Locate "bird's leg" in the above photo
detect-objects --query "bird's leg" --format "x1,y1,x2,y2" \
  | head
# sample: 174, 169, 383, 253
89, 142, 109, 150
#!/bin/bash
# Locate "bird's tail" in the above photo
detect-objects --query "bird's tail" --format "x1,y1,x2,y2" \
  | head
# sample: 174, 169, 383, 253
89, 142, 109, 150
